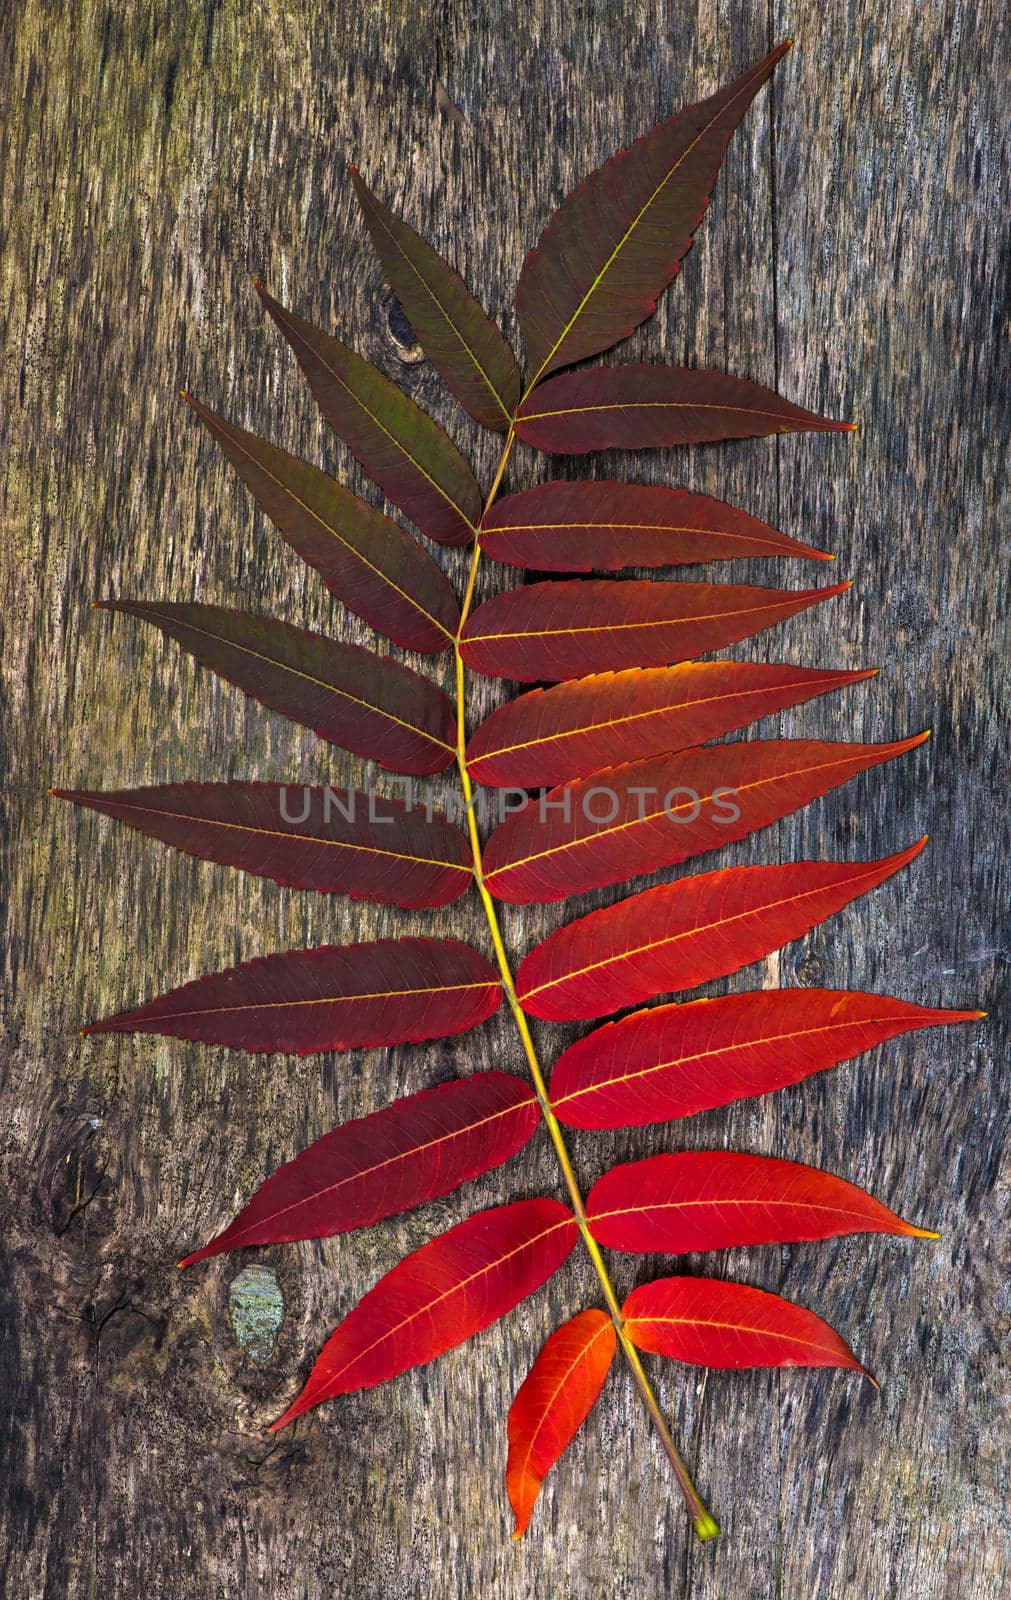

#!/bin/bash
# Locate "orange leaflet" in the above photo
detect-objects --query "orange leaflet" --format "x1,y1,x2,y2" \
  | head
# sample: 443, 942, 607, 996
484, 735, 928, 903
465, 661, 876, 788
270, 1199, 578, 1428
506, 1309, 616, 1537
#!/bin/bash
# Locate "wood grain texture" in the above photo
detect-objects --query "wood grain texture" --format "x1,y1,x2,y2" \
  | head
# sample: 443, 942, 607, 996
0, 2, 1006, 1597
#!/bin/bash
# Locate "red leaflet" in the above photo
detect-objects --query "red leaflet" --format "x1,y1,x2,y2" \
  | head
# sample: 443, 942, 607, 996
506, 1309, 616, 1538
622, 1276, 868, 1377
83, 937, 501, 1053
460, 578, 850, 682
481, 482, 829, 569
257, 283, 482, 546
184, 394, 459, 653
350, 169, 521, 431
465, 662, 876, 789
270, 1199, 578, 1428
180, 1072, 539, 1265
551, 989, 983, 1129
484, 735, 928, 904
516, 44, 791, 381
586, 1151, 935, 1253
513, 366, 853, 455
96, 602, 455, 776
51, 783, 472, 909
516, 838, 926, 1021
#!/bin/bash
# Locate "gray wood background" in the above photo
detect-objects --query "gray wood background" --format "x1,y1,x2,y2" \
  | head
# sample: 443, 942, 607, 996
1, 1, 1007, 1596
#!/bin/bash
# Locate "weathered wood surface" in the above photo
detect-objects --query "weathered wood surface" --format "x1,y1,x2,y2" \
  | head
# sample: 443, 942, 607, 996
1, 1, 1007, 1595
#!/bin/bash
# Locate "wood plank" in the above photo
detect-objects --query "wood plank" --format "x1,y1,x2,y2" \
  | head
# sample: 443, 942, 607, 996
0, 1, 1006, 1596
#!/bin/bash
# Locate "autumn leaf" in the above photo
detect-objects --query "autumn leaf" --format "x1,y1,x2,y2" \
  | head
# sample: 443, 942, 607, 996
180, 1072, 539, 1263
514, 365, 853, 454
481, 481, 830, 570
516, 43, 792, 381
95, 601, 456, 775
465, 662, 876, 788
257, 282, 482, 545
184, 393, 460, 652
350, 168, 521, 429
52, 782, 472, 908
551, 989, 983, 1128
84, 938, 502, 1053
516, 839, 927, 1020
460, 577, 851, 681
62, 42, 982, 1546
586, 1151, 936, 1252
270, 1200, 577, 1428
623, 1277, 871, 1378
506, 1309, 616, 1537
484, 735, 928, 903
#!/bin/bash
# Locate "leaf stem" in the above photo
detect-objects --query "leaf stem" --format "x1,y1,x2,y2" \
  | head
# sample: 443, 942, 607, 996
453, 428, 719, 1543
